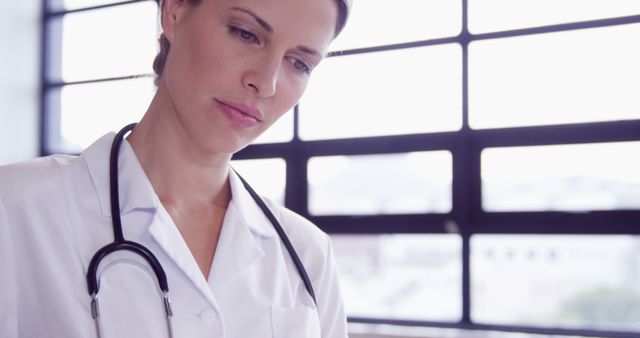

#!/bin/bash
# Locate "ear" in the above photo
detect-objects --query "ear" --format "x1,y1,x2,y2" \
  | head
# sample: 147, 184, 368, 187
161, 0, 189, 44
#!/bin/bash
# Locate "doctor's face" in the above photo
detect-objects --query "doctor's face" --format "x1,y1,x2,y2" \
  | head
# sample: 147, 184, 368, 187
159, 0, 338, 154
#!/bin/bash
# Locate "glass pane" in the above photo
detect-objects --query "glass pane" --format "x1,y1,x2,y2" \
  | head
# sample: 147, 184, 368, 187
49, 1, 158, 82
472, 235, 640, 332
48, 0, 135, 11
482, 142, 640, 212
332, 234, 461, 321
469, 24, 640, 129
50, 77, 155, 153
230, 158, 286, 205
308, 151, 452, 215
330, 0, 461, 51
300, 45, 462, 140
252, 109, 293, 144
469, 0, 640, 34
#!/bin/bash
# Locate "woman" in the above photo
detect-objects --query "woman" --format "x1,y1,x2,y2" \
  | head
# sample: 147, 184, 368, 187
0, 0, 351, 336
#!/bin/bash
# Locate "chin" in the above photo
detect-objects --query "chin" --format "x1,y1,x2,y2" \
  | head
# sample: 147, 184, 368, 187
213, 135, 256, 155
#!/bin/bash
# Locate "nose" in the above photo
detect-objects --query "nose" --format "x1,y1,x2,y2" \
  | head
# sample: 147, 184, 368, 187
242, 56, 280, 98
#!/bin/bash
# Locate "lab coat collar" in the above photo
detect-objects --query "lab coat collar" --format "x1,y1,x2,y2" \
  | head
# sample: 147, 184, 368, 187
227, 169, 277, 239
83, 132, 158, 217
83, 132, 277, 238
81, 132, 279, 308
205, 170, 278, 291
147, 170, 279, 306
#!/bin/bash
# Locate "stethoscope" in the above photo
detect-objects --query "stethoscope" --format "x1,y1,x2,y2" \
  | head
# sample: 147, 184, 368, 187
86, 123, 316, 337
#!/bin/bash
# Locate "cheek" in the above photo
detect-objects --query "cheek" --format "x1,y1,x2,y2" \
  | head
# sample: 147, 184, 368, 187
190, 44, 223, 82
180, 28, 233, 85
278, 74, 310, 109
167, 37, 208, 93
264, 79, 303, 125
269, 89, 302, 124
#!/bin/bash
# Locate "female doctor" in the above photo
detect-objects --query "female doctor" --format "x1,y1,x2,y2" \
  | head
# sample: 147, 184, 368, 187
0, 0, 351, 337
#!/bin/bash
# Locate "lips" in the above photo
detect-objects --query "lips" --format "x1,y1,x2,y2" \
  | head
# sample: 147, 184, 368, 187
215, 99, 263, 128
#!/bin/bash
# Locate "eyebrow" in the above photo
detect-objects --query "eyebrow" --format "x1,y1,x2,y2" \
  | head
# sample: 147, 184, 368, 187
230, 7, 323, 58
230, 7, 273, 33
297, 45, 322, 58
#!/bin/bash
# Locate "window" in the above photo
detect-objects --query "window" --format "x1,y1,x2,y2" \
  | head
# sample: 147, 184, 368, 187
43, 0, 158, 154
43, 1, 640, 337
472, 235, 640, 332
333, 234, 462, 321
308, 152, 452, 215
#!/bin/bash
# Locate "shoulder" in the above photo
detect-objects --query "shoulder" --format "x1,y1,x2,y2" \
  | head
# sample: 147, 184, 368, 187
0, 155, 77, 200
262, 198, 348, 337
0, 132, 114, 201
260, 198, 336, 287
0, 155, 74, 193
263, 198, 331, 254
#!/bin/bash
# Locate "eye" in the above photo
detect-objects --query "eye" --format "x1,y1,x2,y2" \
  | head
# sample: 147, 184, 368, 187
229, 26, 260, 44
290, 58, 311, 74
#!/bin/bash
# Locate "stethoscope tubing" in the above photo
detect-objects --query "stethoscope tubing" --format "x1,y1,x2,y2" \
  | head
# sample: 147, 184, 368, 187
86, 123, 170, 296
85, 123, 316, 337
235, 172, 317, 304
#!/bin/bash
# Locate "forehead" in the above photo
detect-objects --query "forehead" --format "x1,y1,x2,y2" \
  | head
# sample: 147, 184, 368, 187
217, 0, 338, 51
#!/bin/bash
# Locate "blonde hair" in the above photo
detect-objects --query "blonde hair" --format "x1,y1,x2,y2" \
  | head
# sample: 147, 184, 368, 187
152, 0, 351, 86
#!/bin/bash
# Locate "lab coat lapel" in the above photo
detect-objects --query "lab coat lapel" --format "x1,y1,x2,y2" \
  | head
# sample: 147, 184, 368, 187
207, 203, 264, 292
83, 132, 217, 307
147, 204, 218, 307
86, 136, 278, 307
207, 171, 276, 292
83, 132, 157, 217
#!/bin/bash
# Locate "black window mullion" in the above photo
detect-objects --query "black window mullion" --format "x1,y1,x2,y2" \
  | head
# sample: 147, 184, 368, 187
45, 0, 154, 17
41, 0, 640, 335
475, 210, 640, 235
471, 121, 640, 149
459, 0, 472, 325
312, 214, 452, 234
286, 141, 308, 216
470, 13, 640, 42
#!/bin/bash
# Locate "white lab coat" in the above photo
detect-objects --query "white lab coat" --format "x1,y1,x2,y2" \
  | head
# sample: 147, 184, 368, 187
0, 132, 348, 338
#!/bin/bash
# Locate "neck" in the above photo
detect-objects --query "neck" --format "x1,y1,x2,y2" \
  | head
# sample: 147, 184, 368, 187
127, 90, 232, 208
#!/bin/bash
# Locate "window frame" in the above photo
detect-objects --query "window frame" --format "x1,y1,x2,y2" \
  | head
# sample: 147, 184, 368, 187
40, 0, 158, 155
41, 0, 640, 337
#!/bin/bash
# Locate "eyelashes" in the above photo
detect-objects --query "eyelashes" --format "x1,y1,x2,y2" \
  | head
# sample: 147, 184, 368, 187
228, 25, 260, 44
228, 25, 312, 75
289, 57, 311, 74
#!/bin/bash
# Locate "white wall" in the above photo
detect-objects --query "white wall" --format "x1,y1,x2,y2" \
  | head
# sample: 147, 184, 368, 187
0, 0, 40, 165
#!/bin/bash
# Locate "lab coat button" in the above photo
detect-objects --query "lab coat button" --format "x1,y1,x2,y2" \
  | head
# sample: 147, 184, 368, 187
199, 308, 216, 325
